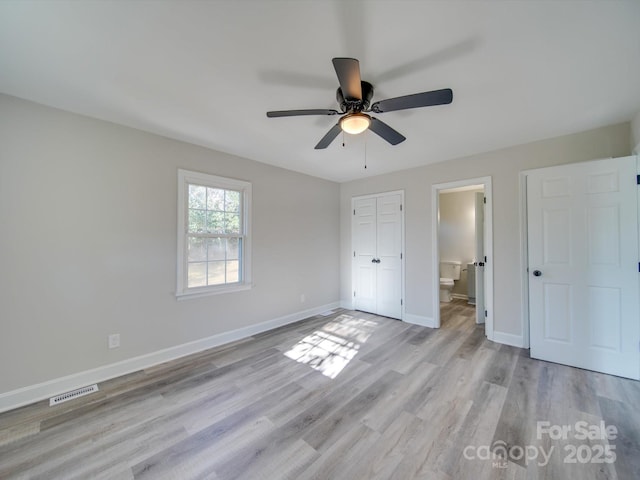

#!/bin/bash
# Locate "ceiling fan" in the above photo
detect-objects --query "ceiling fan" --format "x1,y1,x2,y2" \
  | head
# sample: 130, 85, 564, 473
266, 57, 453, 149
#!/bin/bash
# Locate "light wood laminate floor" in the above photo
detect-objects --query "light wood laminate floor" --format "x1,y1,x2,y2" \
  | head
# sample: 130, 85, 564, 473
1, 303, 639, 479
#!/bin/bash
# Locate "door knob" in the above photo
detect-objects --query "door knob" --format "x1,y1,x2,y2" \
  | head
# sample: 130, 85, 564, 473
533, 270, 542, 277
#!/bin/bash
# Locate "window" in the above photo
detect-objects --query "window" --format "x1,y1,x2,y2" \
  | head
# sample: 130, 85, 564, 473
177, 169, 251, 297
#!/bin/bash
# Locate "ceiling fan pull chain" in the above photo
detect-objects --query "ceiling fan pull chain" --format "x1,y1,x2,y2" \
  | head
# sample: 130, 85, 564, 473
364, 130, 368, 170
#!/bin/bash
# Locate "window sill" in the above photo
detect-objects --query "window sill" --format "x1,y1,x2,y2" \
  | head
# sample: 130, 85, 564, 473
176, 283, 253, 300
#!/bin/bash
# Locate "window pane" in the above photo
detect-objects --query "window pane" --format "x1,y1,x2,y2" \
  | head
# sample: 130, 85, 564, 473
225, 213, 240, 234
226, 260, 239, 283
188, 262, 207, 287
188, 237, 207, 262
225, 190, 240, 212
207, 188, 225, 211
188, 209, 206, 232
227, 237, 239, 260
207, 261, 225, 285
207, 238, 226, 261
188, 185, 206, 209
179, 171, 250, 295
206, 211, 225, 233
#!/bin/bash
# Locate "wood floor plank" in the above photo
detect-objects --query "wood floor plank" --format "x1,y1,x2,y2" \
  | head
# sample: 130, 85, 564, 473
1, 302, 638, 480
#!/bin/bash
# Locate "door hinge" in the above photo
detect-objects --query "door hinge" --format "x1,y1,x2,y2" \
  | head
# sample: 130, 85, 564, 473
483, 196, 486, 204
484, 255, 487, 263
400, 204, 403, 211
638, 262, 640, 273
401, 299, 403, 306
400, 253, 403, 259
636, 174, 639, 185
353, 251, 356, 258
353, 209, 356, 215
353, 291, 356, 297
484, 310, 488, 318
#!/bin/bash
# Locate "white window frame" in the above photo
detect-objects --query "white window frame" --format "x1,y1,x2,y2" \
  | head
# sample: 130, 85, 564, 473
176, 169, 252, 299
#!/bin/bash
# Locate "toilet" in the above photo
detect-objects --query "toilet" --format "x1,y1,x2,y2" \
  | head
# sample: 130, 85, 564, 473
440, 261, 461, 303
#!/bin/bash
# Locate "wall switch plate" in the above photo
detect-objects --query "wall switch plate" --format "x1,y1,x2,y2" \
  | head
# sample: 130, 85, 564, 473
108, 334, 120, 349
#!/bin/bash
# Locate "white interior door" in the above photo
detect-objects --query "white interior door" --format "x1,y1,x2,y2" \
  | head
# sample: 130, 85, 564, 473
527, 156, 639, 379
475, 192, 485, 324
376, 194, 402, 319
354, 197, 377, 314
353, 192, 403, 320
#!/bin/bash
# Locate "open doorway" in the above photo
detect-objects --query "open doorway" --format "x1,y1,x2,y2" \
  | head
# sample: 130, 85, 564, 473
432, 177, 493, 340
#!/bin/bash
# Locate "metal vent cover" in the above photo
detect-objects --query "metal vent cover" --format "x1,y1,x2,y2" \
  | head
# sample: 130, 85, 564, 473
49, 384, 99, 406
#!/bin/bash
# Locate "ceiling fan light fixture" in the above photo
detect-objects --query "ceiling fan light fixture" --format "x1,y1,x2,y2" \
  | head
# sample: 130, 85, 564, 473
340, 113, 371, 135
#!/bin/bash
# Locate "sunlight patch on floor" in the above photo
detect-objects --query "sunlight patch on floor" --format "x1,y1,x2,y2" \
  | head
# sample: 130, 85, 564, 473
284, 314, 378, 379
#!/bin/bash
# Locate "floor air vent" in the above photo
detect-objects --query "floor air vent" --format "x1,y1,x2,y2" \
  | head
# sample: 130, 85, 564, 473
49, 384, 99, 406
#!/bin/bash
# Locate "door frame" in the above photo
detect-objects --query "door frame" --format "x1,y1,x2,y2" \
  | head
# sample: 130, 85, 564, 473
351, 190, 405, 320
432, 176, 494, 340
519, 155, 640, 350
519, 170, 532, 349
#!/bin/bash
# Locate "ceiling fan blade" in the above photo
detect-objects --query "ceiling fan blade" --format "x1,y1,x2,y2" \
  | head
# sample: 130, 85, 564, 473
371, 88, 453, 113
315, 123, 342, 149
267, 109, 339, 118
368, 117, 406, 145
332, 58, 362, 101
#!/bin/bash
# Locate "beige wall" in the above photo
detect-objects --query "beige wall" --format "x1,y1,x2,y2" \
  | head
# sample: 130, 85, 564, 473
0, 92, 634, 404
439, 189, 483, 297
340, 122, 631, 342
0, 94, 340, 396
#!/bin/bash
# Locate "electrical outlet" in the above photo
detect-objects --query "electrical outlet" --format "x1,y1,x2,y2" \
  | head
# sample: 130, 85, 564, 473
108, 334, 120, 349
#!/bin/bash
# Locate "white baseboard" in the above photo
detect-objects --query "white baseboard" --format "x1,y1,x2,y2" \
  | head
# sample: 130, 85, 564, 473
0, 301, 341, 414
492, 331, 525, 348
403, 313, 436, 328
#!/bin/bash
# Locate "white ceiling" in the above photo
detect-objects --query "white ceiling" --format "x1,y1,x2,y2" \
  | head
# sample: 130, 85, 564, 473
1, 1, 639, 182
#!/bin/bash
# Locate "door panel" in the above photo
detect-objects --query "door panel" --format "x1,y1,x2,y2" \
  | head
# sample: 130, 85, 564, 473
474, 192, 485, 324
588, 286, 621, 351
528, 156, 639, 379
542, 208, 571, 265
377, 194, 402, 319
353, 193, 403, 320
354, 197, 377, 314
587, 205, 619, 266
543, 283, 572, 343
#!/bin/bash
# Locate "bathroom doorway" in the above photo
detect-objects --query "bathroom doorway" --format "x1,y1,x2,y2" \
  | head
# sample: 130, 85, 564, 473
432, 177, 493, 340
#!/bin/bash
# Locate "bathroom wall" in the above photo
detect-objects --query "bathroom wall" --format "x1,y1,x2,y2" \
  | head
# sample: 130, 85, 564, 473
439, 189, 484, 297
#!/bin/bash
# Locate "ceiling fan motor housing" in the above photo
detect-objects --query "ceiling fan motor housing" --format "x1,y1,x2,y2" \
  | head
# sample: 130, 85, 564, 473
337, 81, 374, 113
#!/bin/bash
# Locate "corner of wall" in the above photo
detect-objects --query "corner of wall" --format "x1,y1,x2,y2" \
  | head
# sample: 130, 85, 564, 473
631, 111, 640, 154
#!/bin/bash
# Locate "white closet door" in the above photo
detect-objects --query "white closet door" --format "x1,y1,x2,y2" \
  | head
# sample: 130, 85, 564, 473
527, 156, 639, 379
376, 194, 402, 319
474, 192, 485, 324
353, 192, 403, 320
354, 197, 377, 314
